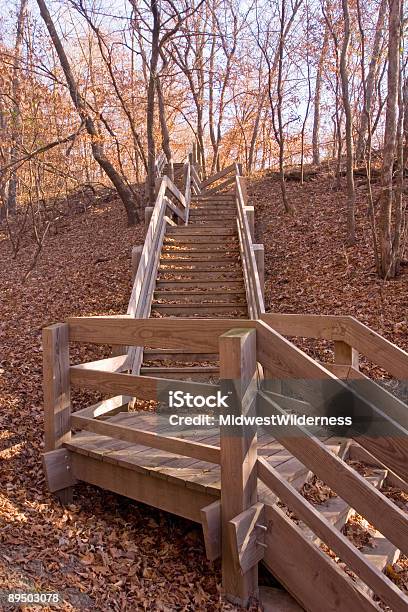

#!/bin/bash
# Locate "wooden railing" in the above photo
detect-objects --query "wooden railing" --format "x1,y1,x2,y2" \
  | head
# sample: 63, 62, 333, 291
43, 315, 408, 610
126, 149, 200, 374
235, 168, 265, 319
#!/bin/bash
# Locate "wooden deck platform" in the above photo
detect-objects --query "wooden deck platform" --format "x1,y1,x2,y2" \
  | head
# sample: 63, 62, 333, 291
65, 410, 344, 519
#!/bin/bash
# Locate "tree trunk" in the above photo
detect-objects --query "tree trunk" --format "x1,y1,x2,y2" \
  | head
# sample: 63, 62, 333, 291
340, 0, 356, 244
355, 0, 387, 162
35, 0, 140, 225
312, 25, 329, 166
378, 0, 402, 278
156, 77, 173, 181
7, 0, 28, 216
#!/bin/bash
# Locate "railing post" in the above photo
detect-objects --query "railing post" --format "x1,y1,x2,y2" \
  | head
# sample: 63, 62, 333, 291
334, 340, 359, 370
145, 206, 154, 226
219, 328, 258, 606
43, 323, 71, 452
253, 244, 265, 299
131, 245, 143, 285
245, 206, 255, 240
43, 323, 74, 503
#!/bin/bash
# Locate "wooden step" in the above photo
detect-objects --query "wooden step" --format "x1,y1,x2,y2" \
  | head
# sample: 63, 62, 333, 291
188, 221, 236, 228
159, 262, 240, 271
167, 228, 236, 236
155, 280, 244, 289
157, 272, 244, 281
151, 303, 248, 315
161, 251, 240, 257
154, 289, 246, 299
140, 366, 219, 381
160, 254, 239, 262
164, 235, 239, 243
143, 349, 219, 362
161, 245, 240, 253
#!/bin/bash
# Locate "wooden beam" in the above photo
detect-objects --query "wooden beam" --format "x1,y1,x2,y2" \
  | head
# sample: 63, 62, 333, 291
258, 458, 408, 611
43, 448, 77, 492
324, 363, 408, 430
334, 340, 359, 369
68, 316, 256, 350
244, 206, 254, 240
71, 453, 216, 523
200, 163, 236, 188
227, 502, 266, 575
70, 365, 218, 399
71, 413, 220, 464
43, 323, 71, 452
256, 320, 408, 482
203, 175, 236, 196
219, 328, 258, 606
131, 245, 143, 284
200, 500, 221, 561
263, 504, 381, 612
253, 244, 264, 298
257, 391, 408, 556
260, 313, 347, 340
344, 317, 408, 380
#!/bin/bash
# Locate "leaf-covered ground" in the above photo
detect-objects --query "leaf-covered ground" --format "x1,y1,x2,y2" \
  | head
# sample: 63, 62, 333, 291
0, 173, 407, 610
251, 171, 408, 375
0, 195, 244, 611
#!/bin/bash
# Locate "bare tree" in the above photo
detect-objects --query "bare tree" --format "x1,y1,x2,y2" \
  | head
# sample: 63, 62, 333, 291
377, 0, 404, 278
36, 0, 141, 225
355, 0, 387, 162
312, 23, 329, 165
6, 0, 28, 216
339, 0, 356, 244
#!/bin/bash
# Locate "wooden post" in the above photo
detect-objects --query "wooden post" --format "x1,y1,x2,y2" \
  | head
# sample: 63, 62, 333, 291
219, 328, 258, 606
43, 323, 71, 452
145, 206, 154, 226
253, 244, 265, 298
245, 206, 255, 241
43, 323, 73, 503
131, 245, 143, 285
334, 341, 359, 369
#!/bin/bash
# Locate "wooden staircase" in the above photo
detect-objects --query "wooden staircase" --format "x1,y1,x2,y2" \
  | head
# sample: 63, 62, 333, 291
43, 149, 408, 612
142, 189, 249, 382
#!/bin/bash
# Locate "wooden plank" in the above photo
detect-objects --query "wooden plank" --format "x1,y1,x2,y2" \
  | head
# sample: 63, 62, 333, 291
324, 363, 408, 430
71, 413, 220, 464
334, 340, 359, 369
71, 453, 216, 523
200, 163, 236, 188
203, 175, 236, 196
43, 323, 71, 452
70, 366, 218, 398
43, 448, 77, 492
73, 395, 131, 420
227, 502, 266, 574
68, 316, 256, 350
345, 317, 408, 380
263, 504, 381, 612
257, 391, 408, 556
258, 458, 408, 611
219, 328, 258, 606
260, 312, 347, 340
200, 500, 221, 561
256, 320, 408, 482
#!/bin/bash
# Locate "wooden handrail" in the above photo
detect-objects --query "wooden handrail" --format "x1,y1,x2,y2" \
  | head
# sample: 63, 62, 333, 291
257, 390, 408, 556
260, 313, 408, 380
200, 162, 236, 189
126, 151, 197, 373
257, 457, 408, 611
235, 174, 265, 318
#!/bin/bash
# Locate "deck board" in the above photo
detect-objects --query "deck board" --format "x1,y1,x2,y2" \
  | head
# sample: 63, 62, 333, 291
66, 410, 328, 498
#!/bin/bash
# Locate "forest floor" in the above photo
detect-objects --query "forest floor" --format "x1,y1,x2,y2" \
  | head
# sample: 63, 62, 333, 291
0, 172, 407, 610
